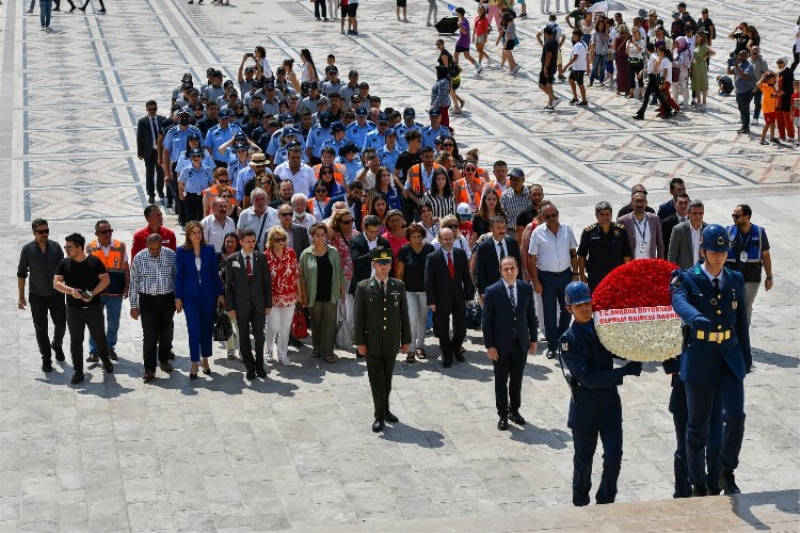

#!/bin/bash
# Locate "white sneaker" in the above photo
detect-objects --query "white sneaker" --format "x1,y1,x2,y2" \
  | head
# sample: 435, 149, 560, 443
544, 103, 554, 110
752, 118, 759, 126
226, 349, 237, 360
510, 65, 521, 75
278, 357, 294, 367
476, 63, 483, 73
552, 97, 563, 109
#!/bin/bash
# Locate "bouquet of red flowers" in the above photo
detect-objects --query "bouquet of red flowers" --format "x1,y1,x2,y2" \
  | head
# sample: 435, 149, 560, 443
592, 259, 682, 362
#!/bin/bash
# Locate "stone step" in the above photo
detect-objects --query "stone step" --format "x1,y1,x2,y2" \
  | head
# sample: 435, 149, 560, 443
276, 489, 800, 532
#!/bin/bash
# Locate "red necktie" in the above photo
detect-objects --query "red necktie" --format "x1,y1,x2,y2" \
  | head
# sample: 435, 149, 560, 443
447, 252, 454, 278
246, 255, 253, 279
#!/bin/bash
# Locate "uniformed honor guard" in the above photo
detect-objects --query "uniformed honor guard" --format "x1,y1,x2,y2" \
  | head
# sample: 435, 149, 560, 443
577, 202, 631, 291
671, 224, 751, 496
354, 248, 412, 433
559, 281, 642, 507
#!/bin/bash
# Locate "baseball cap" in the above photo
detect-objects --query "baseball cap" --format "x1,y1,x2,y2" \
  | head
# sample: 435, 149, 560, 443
428, 108, 441, 117
355, 107, 368, 117
218, 109, 233, 119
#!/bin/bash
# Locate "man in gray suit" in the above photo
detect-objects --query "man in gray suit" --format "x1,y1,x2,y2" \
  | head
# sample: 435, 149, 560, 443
277, 204, 310, 258
225, 229, 273, 380
617, 192, 664, 260
668, 200, 707, 270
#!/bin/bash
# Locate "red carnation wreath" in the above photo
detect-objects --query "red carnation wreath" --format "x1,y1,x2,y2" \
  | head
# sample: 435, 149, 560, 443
592, 259, 682, 362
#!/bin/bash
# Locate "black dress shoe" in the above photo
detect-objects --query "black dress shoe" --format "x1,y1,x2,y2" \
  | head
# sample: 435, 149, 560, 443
633, 114, 644, 120
497, 417, 509, 431
384, 412, 399, 423
719, 470, 741, 495
508, 411, 526, 425
288, 337, 303, 348
691, 484, 708, 497
101, 357, 113, 373
545, 350, 556, 359
442, 361, 452, 368
454, 351, 466, 362
246, 370, 256, 380
168, 351, 176, 360
372, 419, 384, 433
70, 372, 84, 385
51, 343, 66, 362
256, 368, 267, 379
42, 362, 54, 373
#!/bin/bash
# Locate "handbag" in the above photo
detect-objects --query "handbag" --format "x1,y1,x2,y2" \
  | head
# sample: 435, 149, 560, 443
466, 298, 482, 330
335, 300, 352, 350
212, 304, 233, 342
291, 305, 309, 339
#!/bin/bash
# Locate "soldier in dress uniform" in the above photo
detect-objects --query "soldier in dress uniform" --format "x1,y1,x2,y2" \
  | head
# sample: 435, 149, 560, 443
559, 281, 642, 507
671, 224, 751, 496
576, 202, 631, 291
354, 248, 412, 433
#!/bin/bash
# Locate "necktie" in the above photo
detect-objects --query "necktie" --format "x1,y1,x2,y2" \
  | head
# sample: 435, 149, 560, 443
508, 285, 516, 309
380, 281, 386, 299
150, 118, 158, 149
447, 252, 454, 278
713, 277, 720, 295
246, 255, 253, 279
498, 241, 506, 260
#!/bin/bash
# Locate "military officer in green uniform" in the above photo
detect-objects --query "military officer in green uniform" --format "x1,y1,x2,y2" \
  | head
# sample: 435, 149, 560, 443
354, 248, 412, 433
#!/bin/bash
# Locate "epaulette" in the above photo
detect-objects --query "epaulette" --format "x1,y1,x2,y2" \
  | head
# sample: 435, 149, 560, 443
584, 223, 597, 232
614, 223, 626, 229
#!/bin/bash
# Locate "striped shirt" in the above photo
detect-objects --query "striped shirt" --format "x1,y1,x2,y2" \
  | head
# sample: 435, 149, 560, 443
129, 247, 177, 309
422, 192, 456, 220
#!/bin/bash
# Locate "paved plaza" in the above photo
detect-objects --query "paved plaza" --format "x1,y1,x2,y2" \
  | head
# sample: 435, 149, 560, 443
1, 0, 799, 530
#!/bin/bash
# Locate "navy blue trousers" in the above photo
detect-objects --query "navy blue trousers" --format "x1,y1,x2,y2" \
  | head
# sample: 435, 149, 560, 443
538, 268, 571, 352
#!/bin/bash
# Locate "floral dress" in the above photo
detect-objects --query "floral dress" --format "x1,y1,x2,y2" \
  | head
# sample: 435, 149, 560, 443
331, 230, 357, 290
265, 248, 300, 308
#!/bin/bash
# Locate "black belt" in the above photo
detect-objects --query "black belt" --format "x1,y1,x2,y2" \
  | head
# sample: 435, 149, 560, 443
139, 292, 174, 298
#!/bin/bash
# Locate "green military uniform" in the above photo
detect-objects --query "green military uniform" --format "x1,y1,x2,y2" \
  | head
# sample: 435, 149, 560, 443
353, 250, 411, 424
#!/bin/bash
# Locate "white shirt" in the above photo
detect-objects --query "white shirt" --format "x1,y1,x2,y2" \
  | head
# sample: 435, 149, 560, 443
274, 162, 316, 196
528, 223, 577, 273
632, 216, 651, 259
646, 52, 659, 75
571, 41, 588, 71
690, 224, 702, 265
494, 238, 508, 262
795, 25, 800, 50
293, 212, 317, 232
237, 206, 280, 251
660, 57, 673, 83
201, 214, 236, 253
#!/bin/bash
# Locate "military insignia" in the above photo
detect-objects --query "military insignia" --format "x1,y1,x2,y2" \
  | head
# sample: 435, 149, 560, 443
732, 301, 738, 310
670, 273, 681, 286
614, 230, 620, 237
717, 236, 725, 245
561, 341, 569, 352
710, 298, 717, 305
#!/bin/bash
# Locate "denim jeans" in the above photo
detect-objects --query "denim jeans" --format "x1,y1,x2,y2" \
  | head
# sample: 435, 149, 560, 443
736, 90, 753, 131
88, 295, 123, 354
40, 0, 52, 28
405, 291, 428, 349
590, 53, 607, 84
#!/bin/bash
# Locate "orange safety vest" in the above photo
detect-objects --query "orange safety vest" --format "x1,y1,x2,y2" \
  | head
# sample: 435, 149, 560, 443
313, 162, 347, 184
483, 179, 507, 196
453, 177, 484, 209
202, 185, 238, 215
86, 239, 126, 295
307, 197, 329, 219
406, 163, 441, 196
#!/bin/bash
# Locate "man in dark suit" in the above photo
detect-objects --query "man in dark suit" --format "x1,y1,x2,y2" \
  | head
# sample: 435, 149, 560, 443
661, 193, 690, 253
657, 177, 686, 220
425, 227, 475, 368
349, 214, 391, 301
354, 248, 412, 433
668, 200, 707, 270
225, 229, 273, 380
482, 257, 538, 431
475, 215, 521, 301
137, 100, 168, 204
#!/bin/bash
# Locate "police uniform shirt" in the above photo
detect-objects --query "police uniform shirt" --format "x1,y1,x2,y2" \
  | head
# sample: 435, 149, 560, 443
420, 125, 451, 150
176, 150, 215, 176
363, 130, 387, 152
346, 122, 371, 150
378, 145, 401, 173
321, 138, 347, 160
321, 80, 343, 96
205, 124, 243, 162
267, 127, 306, 157
205, 85, 225, 104
299, 96, 320, 115
395, 122, 423, 151
163, 125, 201, 163
233, 167, 255, 202
339, 84, 359, 107
577, 223, 630, 276
179, 164, 214, 194
260, 98, 279, 117
306, 126, 334, 159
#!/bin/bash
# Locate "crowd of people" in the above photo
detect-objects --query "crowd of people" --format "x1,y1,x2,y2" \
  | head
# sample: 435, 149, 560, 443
15, 0, 790, 508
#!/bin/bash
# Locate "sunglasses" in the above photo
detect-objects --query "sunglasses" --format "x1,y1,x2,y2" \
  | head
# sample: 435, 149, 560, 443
731, 214, 743, 219
273, 238, 287, 243
63, 245, 75, 251
340, 219, 354, 225
446, 224, 459, 229
35, 229, 50, 235
321, 171, 333, 175
218, 179, 230, 183
443, 143, 454, 148
544, 213, 559, 220
279, 212, 293, 217
98, 229, 113, 235
315, 189, 327, 194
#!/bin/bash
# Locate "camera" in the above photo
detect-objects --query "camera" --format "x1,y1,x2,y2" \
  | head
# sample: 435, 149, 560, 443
246, 52, 255, 58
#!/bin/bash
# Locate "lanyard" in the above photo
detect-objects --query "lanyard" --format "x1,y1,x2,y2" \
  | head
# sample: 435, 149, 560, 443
735, 229, 753, 259
633, 217, 647, 241
424, 223, 437, 239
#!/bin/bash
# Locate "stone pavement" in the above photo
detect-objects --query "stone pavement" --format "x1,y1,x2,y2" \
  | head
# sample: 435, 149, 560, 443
1, 0, 799, 530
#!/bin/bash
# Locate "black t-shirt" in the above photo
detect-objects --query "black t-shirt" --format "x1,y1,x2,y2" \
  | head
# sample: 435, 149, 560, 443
397, 243, 435, 292
197, 116, 219, 138
542, 39, 559, 73
472, 215, 490, 237
516, 208, 537, 229
395, 151, 422, 185
55, 255, 107, 307
315, 252, 333, 303
698, 17, 714, 39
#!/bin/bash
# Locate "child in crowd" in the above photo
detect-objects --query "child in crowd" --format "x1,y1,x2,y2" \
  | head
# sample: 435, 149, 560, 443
716, 75, 733, 96
757, 71, 778, 145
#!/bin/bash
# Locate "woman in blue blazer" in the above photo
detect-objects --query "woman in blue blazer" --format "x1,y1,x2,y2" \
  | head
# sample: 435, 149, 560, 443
176, 221, 225, 378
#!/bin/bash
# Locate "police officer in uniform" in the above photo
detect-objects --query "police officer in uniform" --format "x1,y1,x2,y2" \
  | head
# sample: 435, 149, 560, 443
671, 224, 751, 496
420, 109, 451, 150
395, 107, 423, 152
577, 201, 631, 291
354, 248, 411, 433
559, 281, 642, 507
345, 107, 372, 150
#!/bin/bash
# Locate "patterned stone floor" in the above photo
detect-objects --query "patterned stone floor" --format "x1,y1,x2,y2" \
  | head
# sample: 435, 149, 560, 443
1, 0, 799, 531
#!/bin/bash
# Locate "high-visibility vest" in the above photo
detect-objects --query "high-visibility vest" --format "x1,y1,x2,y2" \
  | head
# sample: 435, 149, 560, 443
483, 179, 507, 196
453, 177, 484, 209
86, 239, 126, 295
314, 163, 347, 184
406, 163, 441, 196
202, 185, 238, 215
307, 197, 329, 220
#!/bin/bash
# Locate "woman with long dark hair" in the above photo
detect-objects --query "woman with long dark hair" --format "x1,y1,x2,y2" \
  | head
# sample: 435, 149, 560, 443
422, 167, 455, 219
300, 48, 319, 83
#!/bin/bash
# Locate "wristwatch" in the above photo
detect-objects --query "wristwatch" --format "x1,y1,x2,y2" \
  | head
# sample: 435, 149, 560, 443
766, 276, 773, 280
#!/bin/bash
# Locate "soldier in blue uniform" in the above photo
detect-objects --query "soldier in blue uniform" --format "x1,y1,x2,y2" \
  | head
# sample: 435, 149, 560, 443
204, 109, 243, 168
362, 113, 390, 152
273, 133, 308, 168
336, 143, 363, 184
345, 107, 372, 149
305, 111, 334, 165
671, 224, 751, 497
420, 109, 451, 150
395, 107, 423, 152
322, 122, 348, 159
559, 281, 642, 507
266, 114, 305, 160
378, 128, 401, 174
